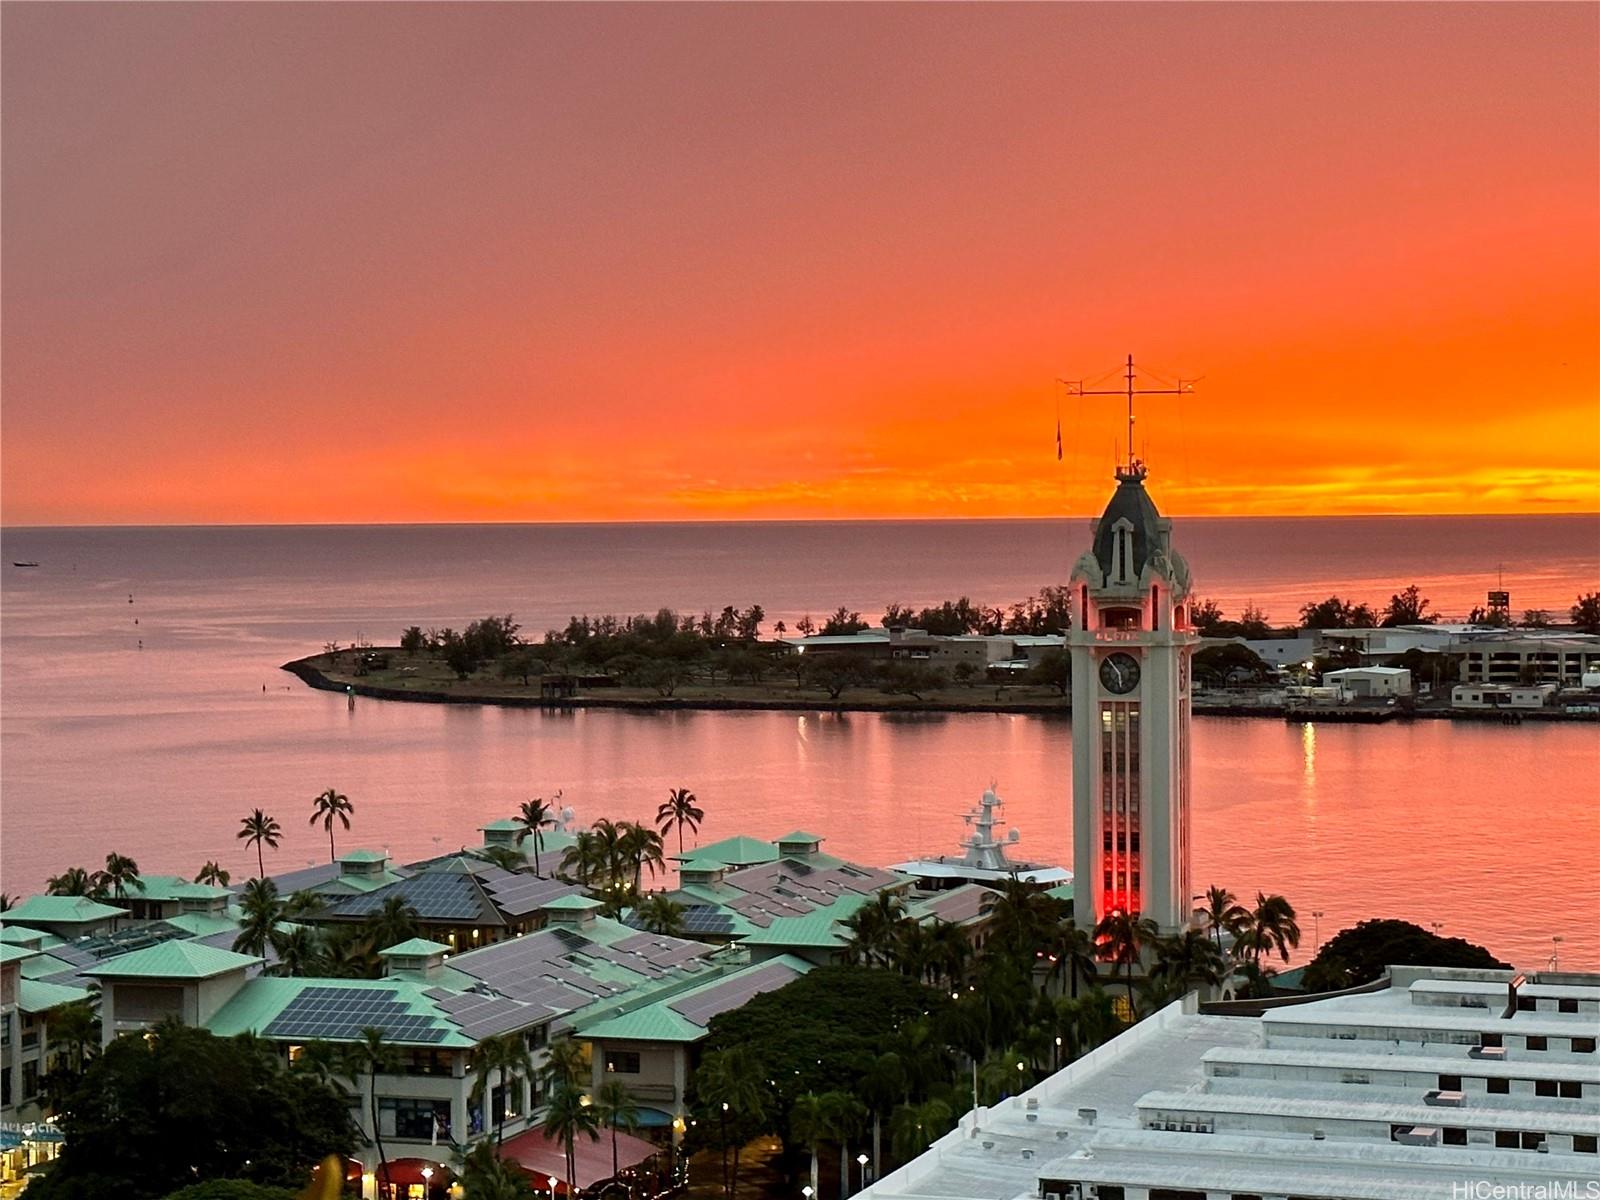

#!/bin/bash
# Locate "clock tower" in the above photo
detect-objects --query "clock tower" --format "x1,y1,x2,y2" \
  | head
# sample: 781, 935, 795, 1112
1068, 462, 1198, 934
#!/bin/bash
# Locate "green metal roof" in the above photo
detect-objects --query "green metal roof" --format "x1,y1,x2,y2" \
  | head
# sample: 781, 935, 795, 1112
574, 954, 813, 1043
1044, 883, 1075, 902
1, 925, 61, 948
19, 953, 79, 981
206, 977, 480, 1048
84, 941, 260, 980
0, 943, 37, 966
379, 937, 452, 957
676, 836, 777, 867
338, 848, 389, 863
775, 831, 824, 844
18, 978, 91, 1014
161, 912, 242, 938
4, 896, 125, 924
479, 819, 522, 832
542, 895, 603, 911
737, 893, 868, 948
129, 875, 231, 903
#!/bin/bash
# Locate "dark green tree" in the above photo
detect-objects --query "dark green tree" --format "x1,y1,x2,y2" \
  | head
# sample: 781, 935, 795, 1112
29, 1021, 355, 1200
1302, 919, 1510, 992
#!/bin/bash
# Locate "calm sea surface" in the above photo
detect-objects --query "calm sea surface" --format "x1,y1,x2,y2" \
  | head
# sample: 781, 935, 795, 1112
2, 517, 1598, 969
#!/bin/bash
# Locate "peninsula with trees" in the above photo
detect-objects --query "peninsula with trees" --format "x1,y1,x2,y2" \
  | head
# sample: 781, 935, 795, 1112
282, 588, 1600, 720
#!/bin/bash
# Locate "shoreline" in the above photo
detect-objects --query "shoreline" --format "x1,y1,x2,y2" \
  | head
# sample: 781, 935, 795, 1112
281, 657, 1596, 722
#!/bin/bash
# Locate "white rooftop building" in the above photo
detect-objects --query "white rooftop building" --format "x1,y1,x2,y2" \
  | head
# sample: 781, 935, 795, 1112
861, 966, 1600, 1200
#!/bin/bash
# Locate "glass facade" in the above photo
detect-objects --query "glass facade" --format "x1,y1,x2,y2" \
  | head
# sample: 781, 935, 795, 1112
1099, 701, 1141, 915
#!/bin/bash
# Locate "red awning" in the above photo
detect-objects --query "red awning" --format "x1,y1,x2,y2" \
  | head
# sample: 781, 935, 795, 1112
501, 1125, 661, 1190
376, 1157, 448, 1186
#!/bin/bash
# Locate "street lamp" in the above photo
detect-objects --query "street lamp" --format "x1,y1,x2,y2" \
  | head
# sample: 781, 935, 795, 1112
547, 1175, 558, 1200
857, 1152, 870, 1192
803, 1188, 814, 1200
421, 1167, 433, 1196
1551, 936, 1564, 970
1311, 910, 1323, 949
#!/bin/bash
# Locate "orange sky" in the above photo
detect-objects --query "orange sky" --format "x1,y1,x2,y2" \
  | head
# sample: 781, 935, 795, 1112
3, 3, 1596, 525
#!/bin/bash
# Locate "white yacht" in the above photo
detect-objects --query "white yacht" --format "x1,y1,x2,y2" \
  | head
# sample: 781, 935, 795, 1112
890, 787, 1072, 892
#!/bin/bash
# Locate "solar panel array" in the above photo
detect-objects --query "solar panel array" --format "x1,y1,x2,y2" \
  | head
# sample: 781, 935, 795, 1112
477, 870, 583, 918
427, 989, 543, 1041
710, 859, 902, 928
624, 905, 737, 936
667, 961, 801, 1027
331, 870, 495, 923
262, 986, 448, 1043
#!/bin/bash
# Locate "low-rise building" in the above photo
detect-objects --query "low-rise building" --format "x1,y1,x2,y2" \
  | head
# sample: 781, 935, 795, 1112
863, 966, 1600, 1200
1322, 665, 1412, 697
1452, 683, 1559, 709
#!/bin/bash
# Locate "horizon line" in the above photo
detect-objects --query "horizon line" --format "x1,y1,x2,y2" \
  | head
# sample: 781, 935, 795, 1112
5, 510, 1600, 532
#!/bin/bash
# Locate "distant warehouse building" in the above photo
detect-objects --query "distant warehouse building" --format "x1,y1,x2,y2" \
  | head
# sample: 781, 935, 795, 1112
1321, 666, 1411, 697
1452, 683, 1558, 709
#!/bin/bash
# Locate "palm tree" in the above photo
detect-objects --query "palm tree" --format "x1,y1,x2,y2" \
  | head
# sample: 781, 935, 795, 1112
1046, 919, 1098, 999
637, 894, 686, 936
987, 875, 1057, 964
309, 788, 354, 863
889, 1098, 953, 1161
1094, 910, 1159, 1017
926, 919, 972, 991
856, 1051, 905, 1179
0, 894, 13, 912
1242, 892, 1301, 965
1150, 927, 1227, 996
789, 1092, 828, 1200
369, 896, 420, 951
560, 830, 602, 886
290, 1039, 344, 1087
350, 1027, 399, 1191
656, 786, 704, 856
233, 878, 282, 957
544, 1081, 600, 1196
45, 1000, 98, 1077
696, 1046, 767, 1200
237, 809, 282, 878
96, 852, 141, 901
819, 1090, 868, 1200
515, 795, 560, 875
269, 925, 324, 977
282, 888, 329, 919
1198, 885, 1249, 955
194, 861, 230, 888
46, 867, 94, 897
476, 845, 528, 874
590, 819, 628, 892
541, 1036, 588, 1092
891, 919, 935, 982
842, 891, 908, 967
619, 822, 666, 893
470, 1032, 537, 1145
593, 1078, 641, 1186
457, 1140, 531, 1200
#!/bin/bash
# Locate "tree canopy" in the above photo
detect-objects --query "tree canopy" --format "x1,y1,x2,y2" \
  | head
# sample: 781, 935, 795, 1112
1301, 919, 1510, 992
30, 1022, 356, 1200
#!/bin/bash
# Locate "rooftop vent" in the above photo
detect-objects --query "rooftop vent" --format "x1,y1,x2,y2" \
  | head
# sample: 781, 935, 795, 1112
1395, 1126, 1442, 1147
1077, 1107, 1098, 1125
1026, 1098, 1039, 1111
1424, 1090, 1465, 1107
1469, 1045, 1507, 1061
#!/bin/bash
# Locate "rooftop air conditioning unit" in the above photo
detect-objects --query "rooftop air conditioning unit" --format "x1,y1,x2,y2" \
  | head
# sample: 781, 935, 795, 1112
1026, 1097, 1040, 1110
1312, 1130, 1326, 1140
1021, 1149, 1034, 1160
1470, 1045, 1507, 1061
1077, 1107, 1098, 1125
1026, 1113, 1038, 1123
1425, 1090, 1465, 1107
1396, 1126, 1442, 1147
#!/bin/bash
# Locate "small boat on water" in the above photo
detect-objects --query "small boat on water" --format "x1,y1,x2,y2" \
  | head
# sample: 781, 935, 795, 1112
12, 561, 39, 568
891, 786, 1072, 892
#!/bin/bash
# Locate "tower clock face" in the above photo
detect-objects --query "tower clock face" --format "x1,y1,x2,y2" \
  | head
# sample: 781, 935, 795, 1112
1099, 652, 1141, 694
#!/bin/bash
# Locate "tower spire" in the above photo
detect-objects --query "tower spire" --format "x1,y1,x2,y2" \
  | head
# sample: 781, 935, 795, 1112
1061, 355, 1196, 476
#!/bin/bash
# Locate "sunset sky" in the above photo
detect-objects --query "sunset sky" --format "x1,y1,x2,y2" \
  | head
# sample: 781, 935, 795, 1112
3, 3, 1596, 525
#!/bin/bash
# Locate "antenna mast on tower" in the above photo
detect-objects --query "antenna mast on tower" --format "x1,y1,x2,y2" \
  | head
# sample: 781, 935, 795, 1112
1060, 355, 1196, 474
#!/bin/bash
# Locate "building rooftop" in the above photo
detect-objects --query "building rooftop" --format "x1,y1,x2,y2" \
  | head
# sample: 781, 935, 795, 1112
83, 941, 260, 980
864, 967, 1600, 1200
18, 977, 92, 1014
675, 836, 779, 868
573, 955, 812, 1044
127, 875, 232, 903
3, 896, 125, 926
378, 937, 453, 957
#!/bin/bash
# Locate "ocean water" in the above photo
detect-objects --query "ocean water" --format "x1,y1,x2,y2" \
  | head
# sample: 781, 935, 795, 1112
2, 516, 1598, 969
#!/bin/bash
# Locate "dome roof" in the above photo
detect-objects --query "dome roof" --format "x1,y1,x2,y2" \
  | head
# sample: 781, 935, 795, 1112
1091, 466, 1165, 580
